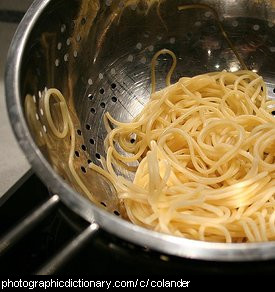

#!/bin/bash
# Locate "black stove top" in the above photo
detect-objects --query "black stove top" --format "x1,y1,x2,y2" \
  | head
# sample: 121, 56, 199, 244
1, 174, 275, 275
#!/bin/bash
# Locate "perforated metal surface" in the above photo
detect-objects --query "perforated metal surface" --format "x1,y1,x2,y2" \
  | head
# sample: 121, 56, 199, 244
6, 0, 275, 261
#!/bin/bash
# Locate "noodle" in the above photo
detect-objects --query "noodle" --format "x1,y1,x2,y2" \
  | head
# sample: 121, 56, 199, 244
43, 88, 96, 204
88, 49, 275, 243
32, 48, 275, 243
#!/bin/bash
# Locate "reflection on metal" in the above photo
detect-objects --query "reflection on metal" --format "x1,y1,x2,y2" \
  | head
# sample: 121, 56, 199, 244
229, 62, 240, 72
5, 0, 275, 261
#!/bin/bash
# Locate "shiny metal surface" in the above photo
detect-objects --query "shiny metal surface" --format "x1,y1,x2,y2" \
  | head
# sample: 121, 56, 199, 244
5, 0, 275, 261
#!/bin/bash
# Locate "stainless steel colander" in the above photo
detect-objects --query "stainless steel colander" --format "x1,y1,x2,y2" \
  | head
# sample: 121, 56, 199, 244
5, 0, 275, 261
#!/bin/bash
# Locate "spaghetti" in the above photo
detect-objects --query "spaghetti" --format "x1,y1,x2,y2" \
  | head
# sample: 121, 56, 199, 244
31, 48, 275, 243
43, 88, 96, 204
89, 49, 275, 243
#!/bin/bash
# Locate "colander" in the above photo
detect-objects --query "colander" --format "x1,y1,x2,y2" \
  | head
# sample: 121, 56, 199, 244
5, 0, 275, 261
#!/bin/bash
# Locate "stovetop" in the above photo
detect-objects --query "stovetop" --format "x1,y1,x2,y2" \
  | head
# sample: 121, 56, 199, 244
0, 174, 275, 275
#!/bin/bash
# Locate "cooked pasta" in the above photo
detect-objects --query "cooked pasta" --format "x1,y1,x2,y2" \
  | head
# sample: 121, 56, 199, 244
89, 49, 275, 243
33, 47, 275, 243
43, 88, 96, 204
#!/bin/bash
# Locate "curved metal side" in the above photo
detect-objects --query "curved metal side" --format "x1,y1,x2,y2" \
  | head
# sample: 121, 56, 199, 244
5, 0, 275, 261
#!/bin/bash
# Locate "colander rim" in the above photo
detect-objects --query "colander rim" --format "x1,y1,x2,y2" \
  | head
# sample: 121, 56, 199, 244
5, 0, 275, 262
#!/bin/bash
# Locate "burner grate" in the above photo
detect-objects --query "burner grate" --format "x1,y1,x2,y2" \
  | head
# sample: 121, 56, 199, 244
0, 175, 98, 275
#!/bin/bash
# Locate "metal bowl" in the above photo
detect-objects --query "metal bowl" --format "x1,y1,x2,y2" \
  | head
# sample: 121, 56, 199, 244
5, 0, 275, 261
